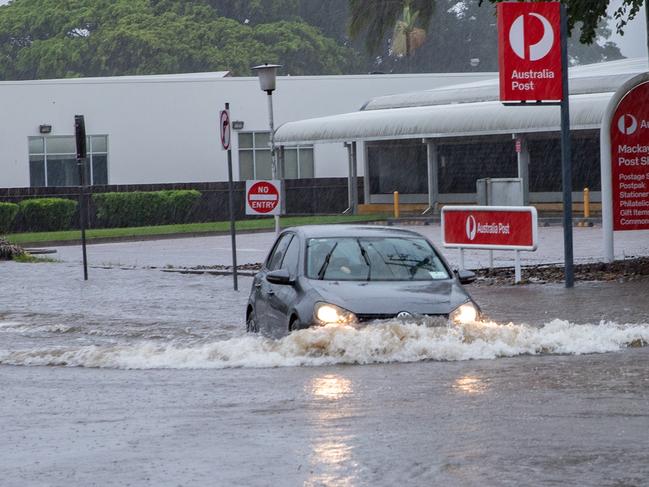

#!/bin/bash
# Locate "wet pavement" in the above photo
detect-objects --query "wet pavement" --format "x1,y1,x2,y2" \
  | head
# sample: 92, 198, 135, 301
2, 226, 649, 486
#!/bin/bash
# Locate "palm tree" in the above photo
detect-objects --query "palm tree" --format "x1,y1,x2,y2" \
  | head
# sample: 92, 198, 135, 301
348, 0, 434, 55
391, 3, 427, 70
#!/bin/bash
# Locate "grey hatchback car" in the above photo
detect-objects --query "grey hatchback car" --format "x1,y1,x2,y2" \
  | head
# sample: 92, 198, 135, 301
246, 225, 480, 337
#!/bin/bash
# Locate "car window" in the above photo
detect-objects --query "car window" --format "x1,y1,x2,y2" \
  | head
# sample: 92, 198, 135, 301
280, 234, 300, 276
306, 237, 450, 281
267, 233, 293, 271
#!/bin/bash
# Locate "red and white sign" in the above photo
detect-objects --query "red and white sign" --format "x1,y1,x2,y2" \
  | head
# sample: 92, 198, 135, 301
246, 180, 281, 215
610, 80, 649, 231
442, 206, 538, 251
219, 109, 231, 150
498, 2, 562, 102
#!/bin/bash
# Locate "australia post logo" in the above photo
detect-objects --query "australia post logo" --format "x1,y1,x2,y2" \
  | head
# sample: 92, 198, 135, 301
618, 114, 638, 136
509, 13, 555, 61
465, 215, 477, 241
498, 2, 562, 102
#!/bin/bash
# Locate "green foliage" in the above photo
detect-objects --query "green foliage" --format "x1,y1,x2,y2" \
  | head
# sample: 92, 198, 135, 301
481, 0, 645, 46
18, 198, 77, 231
93, 190, 201, 228
0, 202, 19, 233
0, 0, 359, 79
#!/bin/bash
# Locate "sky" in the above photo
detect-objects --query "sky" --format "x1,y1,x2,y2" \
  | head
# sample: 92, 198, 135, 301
0, 0, 646, 59
608, 0, 647, 58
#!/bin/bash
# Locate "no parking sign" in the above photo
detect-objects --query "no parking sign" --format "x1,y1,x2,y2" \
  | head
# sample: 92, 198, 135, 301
246, 180, 281, 215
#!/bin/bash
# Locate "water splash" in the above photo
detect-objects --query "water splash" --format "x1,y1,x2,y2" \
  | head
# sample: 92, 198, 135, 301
0, 319, 647, 369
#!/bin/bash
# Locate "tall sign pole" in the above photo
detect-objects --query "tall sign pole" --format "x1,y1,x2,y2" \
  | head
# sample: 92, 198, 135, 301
221, 103, 238, 291
74, 115, 89, 281
559, 4, 574, 287
497, 1, 573, 287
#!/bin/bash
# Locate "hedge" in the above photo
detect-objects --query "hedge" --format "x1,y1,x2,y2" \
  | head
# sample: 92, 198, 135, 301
0, 202, 19, 234
18, 198, 78, 231
93, 190, 201, 227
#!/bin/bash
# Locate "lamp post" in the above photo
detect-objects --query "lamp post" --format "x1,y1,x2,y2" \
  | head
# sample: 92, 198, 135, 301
252, 63, 282, 236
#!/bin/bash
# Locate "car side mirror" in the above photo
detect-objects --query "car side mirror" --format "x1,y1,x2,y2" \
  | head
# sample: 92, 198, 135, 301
455, 269, 476, 285
266, 269, 294, 285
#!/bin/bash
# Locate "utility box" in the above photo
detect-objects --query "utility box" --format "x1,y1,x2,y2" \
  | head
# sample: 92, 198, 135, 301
476, 178, 524, 206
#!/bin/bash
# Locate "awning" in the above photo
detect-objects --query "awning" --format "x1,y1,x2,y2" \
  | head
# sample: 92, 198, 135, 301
275, 92, 612, 146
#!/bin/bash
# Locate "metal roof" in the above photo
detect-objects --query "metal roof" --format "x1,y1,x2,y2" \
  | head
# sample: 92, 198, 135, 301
363, 57, 648, 110
275, 92, 612, 145
274, 57, 648, 146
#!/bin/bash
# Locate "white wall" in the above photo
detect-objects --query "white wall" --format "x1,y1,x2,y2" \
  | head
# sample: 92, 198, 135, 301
0, 72, 494, 188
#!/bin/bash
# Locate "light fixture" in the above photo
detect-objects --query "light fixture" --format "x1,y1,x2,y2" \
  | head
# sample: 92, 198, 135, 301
39, 124, 52, 134
251, 63, 282, 93
232, 120, 245, 130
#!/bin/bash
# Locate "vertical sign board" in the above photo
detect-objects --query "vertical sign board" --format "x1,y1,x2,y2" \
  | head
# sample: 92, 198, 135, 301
498, 2, 562, 102
246, 180, 281, 216
220, 109, 231, 150
611, 81, 649, 231
442, 206, 538, 251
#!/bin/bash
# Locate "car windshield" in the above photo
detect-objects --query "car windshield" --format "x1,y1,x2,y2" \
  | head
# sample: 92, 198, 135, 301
306, 236, 450, 281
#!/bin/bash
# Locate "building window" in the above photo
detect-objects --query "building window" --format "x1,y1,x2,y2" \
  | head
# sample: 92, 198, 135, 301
238, 131, 314, 180
28, 135, 108, 187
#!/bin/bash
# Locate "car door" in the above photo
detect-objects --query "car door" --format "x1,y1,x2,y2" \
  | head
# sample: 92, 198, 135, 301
266, 233, 301, 333
255, 233, 293, 335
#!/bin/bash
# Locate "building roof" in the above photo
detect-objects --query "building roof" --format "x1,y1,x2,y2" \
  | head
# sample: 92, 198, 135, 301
275, 57, 648, 146
363, 57, 647, 110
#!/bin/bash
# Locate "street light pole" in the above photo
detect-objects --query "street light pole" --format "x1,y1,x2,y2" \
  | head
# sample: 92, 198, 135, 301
266, 91, 279, 235
252, 63, 282, 236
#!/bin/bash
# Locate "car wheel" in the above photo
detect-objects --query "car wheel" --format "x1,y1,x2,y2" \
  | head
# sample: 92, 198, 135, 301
289, 316, 300, 333
246, 309, 259, 333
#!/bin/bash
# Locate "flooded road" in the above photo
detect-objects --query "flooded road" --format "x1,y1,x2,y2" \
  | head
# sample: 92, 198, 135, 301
2, 260, 649, 485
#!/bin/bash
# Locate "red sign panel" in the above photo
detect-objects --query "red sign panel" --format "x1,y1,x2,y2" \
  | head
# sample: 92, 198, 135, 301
498, 2, 562, 102
246, 180, 281, 215
442, 206, 538, 251
611, 81, 649, 231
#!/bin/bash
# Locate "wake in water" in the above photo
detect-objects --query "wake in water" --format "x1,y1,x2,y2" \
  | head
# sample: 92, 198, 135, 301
0, 319, 648, 369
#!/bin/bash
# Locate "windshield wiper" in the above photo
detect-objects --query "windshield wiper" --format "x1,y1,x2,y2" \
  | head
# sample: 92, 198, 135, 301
317, 242, 338, 280
357, 239, 371, 281
409, 257, 431, 279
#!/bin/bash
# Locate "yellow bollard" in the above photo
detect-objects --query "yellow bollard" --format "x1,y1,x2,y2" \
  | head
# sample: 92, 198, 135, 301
393, 191, 400, 219
583, 187, 590, 219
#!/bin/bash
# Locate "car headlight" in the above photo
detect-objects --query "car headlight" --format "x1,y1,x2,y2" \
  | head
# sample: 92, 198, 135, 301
450, 302, 479, 324
314, 302, 358, 325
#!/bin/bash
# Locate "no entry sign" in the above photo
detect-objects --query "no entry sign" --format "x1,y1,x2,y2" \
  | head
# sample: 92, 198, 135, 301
442, 206, 538, 251
498, 2, 562, 102
610, 80, 649, 231
246, 180, 281, 215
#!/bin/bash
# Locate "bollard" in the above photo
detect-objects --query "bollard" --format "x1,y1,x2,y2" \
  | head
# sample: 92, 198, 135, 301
583, 187, 590, 219
393, 191, 400, 219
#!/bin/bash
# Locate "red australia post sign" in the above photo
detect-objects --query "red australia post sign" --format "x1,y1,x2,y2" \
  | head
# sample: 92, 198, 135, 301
442, 206, 538, 251
611, 81, 649, 231
497, 2, 562, 102
246, 180, 281, 216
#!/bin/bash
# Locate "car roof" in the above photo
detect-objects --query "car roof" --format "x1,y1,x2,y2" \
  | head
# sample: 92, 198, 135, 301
283, 224, 428, 239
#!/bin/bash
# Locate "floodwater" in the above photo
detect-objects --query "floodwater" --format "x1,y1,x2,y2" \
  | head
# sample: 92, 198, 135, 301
2, 260, 649, 486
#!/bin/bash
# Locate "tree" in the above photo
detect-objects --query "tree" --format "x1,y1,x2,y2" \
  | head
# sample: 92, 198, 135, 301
0, 0, 359, 80
346, 0, 626, 73
348, 0, 644, 51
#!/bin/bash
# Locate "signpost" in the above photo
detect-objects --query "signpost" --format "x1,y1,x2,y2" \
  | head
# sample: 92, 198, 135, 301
498, 2, 562, 102
245, 180, 281, 216
442, 205, 538, 283
610, 82, 649, 231
601, 74, 649, 262
221, 103, 238, 291
497, 1, 573, 287
74, 115, 89, 281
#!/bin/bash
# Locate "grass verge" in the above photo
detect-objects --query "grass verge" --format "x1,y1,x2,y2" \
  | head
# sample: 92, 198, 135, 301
6, 214, 385, 245
13, 253, 58, 263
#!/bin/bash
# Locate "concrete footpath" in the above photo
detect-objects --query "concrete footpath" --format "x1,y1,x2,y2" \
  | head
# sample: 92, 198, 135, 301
48, 223, 649, 271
